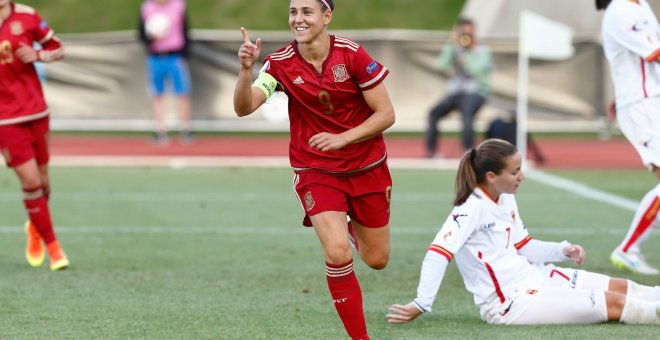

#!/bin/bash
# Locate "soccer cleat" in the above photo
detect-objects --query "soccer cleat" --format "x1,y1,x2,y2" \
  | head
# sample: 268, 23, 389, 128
25, 221, 45, 267
348, 220, 359, 252
611, 249, 659, 275
47, 241, 69, 271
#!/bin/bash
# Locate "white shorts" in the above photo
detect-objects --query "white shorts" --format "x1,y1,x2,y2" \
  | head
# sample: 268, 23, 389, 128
482, 264, 611, 325
617, 97, 660, 168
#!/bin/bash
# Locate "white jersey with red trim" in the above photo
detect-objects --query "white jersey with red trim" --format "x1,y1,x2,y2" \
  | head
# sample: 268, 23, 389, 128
602, 0, 660, 109
427, 188, 544, 314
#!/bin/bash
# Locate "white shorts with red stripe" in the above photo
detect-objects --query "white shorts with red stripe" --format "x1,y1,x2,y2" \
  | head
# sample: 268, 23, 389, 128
617, 96, 660, 169
482, 264, 611, 325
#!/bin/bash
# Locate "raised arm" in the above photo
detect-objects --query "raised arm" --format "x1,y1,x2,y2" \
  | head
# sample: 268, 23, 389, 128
233, 27, 267, 117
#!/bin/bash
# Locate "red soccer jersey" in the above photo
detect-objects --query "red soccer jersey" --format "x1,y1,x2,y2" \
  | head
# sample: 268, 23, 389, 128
263, 35, 390, 173
0, 2, 62, 126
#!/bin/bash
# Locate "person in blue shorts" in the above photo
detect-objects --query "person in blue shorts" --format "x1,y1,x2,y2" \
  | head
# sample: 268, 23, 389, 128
139, 0, 192, 144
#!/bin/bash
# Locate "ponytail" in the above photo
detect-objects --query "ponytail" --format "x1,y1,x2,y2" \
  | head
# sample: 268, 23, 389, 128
453, 149, 479, 206
452, 139, 518, 206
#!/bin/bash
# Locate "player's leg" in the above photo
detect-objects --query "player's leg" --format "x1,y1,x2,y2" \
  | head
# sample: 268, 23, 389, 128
311, 211, 368, 340
351, 220, 389, 270
294, 172, 369, 339
21, 118, 68, 270
171, 55, 192, 141
458, 94, 485, 151
148, 55, 169, 144
611, 181, 660, 274
425, 94, 458, 158
347, 162, 392, 270
508, 289, 609, 325
543, 264, 660, 301
611, 101, 660, 274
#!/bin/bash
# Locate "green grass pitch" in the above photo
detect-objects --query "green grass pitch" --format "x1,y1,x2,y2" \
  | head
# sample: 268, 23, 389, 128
0, 167, 659, 339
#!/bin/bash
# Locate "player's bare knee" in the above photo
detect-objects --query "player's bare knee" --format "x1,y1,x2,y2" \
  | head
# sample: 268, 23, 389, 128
363, 252, 389, 270
605, 292, 626, 320
325, 244, 353, 265
608, 278, 628, 295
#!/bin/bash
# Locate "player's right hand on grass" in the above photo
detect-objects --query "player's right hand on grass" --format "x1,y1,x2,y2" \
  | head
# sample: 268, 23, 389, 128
386, 302, 423, 324
238, 27, 261, 70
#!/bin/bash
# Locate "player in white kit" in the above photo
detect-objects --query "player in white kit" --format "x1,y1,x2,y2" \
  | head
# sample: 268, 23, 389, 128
387, 139, 660, 325
598, 0, 660, 275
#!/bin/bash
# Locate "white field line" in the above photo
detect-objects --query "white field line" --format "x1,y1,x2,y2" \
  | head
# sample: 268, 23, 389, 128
48, 155, 461, 170
526, 169, 639, 212
0, 192, 451, 202
0, 225, 650, 237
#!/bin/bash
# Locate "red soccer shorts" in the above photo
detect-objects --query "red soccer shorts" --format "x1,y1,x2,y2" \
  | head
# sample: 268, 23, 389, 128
293, 161, 393, 228
0, 116, 50, 167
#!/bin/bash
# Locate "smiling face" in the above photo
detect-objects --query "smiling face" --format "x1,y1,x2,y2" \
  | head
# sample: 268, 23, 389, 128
289, 0, 332, 44
487, 152, 525, 196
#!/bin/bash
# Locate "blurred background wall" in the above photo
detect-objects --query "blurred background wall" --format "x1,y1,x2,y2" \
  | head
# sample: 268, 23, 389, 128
33, 0, 660, 133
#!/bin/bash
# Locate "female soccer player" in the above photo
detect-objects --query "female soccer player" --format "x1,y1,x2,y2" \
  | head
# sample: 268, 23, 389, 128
387, 139, 660, 325
233, 0, 395, 338
597, 0, 660, 275
0, 0, 69, 270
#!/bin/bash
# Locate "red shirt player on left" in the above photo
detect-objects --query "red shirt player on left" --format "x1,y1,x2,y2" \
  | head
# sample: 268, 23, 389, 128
0, 0, 68, 271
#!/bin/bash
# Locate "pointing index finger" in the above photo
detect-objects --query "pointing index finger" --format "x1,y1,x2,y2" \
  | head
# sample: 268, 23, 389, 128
240, 27, 251, 44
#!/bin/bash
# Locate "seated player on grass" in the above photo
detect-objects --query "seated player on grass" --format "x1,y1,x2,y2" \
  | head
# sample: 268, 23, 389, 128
387, 139, 660, 325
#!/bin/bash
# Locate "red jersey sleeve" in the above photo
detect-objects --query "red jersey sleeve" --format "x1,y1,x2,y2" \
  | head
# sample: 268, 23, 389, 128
351, 44, 389, 91
31, 11, 63, 61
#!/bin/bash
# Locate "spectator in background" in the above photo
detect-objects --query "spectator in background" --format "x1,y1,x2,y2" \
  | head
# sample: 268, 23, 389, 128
485, 110, 545, 165
139, 0, 192, 145
425, 18, 492, 158
597, 0, 660, 275
0, 0, 69, 271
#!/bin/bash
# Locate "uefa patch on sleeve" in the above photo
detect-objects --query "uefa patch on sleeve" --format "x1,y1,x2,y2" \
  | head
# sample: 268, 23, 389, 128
365, 61, 380, 74
40, 20, 49, 29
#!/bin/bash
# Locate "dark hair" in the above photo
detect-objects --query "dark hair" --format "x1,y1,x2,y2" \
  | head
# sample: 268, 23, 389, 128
595, 0, 612, 10
453, 139, 518, 206
456, 17, 474, 27
319, 0, 335, 11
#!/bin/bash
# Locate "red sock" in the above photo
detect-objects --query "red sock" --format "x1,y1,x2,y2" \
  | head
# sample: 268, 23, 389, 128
326, 260, 369, 340
23, 187, 57, 244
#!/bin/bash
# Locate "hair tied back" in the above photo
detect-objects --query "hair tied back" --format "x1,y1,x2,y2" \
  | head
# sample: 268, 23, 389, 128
470, 148, 477, 160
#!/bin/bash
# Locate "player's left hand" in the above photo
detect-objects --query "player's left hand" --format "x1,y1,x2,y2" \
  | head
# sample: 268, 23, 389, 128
15, 42, 38, 63
386, 302, 423, 324
308, 132, 348, 152
563, 244, 585, 265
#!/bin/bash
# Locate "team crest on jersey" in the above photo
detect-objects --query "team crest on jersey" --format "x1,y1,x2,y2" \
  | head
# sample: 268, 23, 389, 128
10, 22, 24, 36
304, 191, 315, 211
332, 64, 350, 82
511, 211, 516, 221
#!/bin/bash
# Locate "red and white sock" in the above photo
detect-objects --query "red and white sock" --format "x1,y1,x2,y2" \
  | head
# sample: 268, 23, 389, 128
22, 187, 57, 245
619, 184, 660, 253
326, 260, 369, 340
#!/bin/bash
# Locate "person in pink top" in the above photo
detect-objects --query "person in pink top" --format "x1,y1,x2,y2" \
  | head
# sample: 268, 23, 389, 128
0, 0, 69, 271
139, 0, 192, 144
233, 1, 396, 338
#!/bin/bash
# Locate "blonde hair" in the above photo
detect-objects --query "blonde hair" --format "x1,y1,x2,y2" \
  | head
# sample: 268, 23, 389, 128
453, 139, 518, 206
